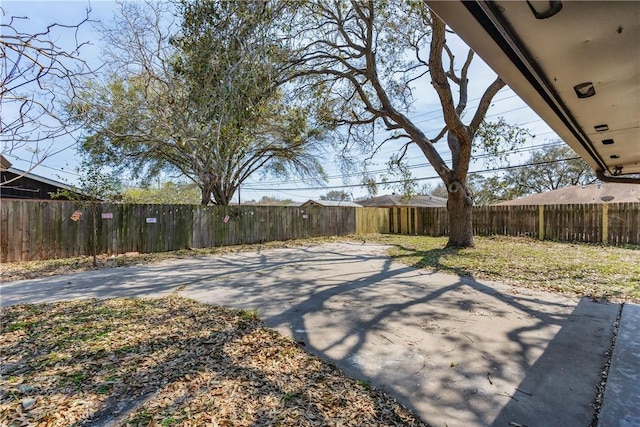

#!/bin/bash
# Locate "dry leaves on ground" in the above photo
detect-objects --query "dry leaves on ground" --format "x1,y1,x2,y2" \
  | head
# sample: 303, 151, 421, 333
0, 295, 427, 427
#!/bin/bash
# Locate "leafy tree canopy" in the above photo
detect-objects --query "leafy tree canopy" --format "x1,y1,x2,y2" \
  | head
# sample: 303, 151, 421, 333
430, 143, 598, 205
121, 182, 201, 205
244, 196, 295, 206
502, 144, 597, 196
69, 1, 329, 206
319, 191, 352, 202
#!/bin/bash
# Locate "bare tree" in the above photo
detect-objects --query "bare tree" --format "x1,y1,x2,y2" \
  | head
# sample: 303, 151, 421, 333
284, 1, 526, 247
51, 159, 121, 267
0, 6, 93, 181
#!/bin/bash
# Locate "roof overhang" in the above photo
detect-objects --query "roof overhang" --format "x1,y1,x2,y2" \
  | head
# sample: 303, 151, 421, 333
426, 0, 640, 182
5, 167, 76, 192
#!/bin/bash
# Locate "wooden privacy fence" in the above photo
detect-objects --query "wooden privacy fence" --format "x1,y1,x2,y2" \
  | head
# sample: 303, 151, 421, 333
2, 201, 637, 262
1, 201, 365, 262
390, 203, 640, 245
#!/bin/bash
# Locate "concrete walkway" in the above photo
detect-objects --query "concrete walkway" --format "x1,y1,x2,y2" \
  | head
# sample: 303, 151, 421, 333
0, 243, 624, 426
598, 303, 640, 427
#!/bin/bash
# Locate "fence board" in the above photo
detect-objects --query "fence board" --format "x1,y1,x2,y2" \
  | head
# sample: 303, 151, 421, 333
11, 201, 20, 261
19, 202, 28, 261
356, 207, 389, 234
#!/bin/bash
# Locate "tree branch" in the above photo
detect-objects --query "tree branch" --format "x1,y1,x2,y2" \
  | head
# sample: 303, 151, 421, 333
428, 13, 467, 143
469, 76, 506, 134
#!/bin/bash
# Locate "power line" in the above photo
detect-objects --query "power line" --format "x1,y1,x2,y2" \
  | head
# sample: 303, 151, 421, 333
366, 93, 533, 158
244, 135, 563, 187
27, 88, 523, 179
242, 139, 565, 188
19, 86, 547, 190
243, 156, 582, 192
2, 152, 81, 177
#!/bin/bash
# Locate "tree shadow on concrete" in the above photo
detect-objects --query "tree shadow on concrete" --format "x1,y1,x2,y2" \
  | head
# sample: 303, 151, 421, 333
1, 242, 621, 426
386, 244, 474, 278
216, 243, 620, 426
490, 298, 619, 427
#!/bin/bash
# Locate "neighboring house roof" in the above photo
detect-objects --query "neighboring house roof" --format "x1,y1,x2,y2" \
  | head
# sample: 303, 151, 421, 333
356, 194, 447, 208
1, 156, 77, 200
3, 167, 75, 191
299, 199, 362, 208
496, 183, 640, 206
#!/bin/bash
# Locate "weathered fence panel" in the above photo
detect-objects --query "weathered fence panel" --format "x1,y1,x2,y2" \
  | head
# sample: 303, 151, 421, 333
608, 202, 640, 245
471, 205, 539, 238
2, 200, 639, 262
418, 206, 448, 236
543, 204, 602, 243
388, 203, 639, 246
1, 201, 360, 262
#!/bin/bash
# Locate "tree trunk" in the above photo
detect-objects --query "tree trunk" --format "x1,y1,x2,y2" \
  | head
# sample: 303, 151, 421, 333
201, 186, 212, 205
446, 182, 475, 248
91, 202, 98, 267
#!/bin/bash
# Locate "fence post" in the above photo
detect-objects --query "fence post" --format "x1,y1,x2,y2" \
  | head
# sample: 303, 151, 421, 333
602, 204, 609, 244
538, 205, 545, 240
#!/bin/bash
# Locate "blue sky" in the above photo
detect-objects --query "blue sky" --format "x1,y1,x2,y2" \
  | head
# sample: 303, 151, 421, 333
2, 1, 117, 182
2, 1, 559, 202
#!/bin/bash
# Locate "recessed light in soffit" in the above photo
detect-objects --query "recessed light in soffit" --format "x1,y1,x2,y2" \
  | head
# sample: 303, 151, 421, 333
574, 82, 596, 99
526, 0, 563, 19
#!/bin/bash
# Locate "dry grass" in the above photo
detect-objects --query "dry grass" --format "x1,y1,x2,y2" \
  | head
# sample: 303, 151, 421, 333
2, 234, 638, 303
371, 234, 640, 303
1, 296, 427, 427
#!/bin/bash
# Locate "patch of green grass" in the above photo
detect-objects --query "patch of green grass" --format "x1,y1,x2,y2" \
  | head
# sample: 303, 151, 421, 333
237, 308, 260, 321
56, 371, 86, 391
355, 379, 372, 390
96, 383, 111, 395
45, 352, 69, 366
367, 234, 640, 302
281, 391, 301, 403
2, 320, 38, 332
160, 415, 178, 426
